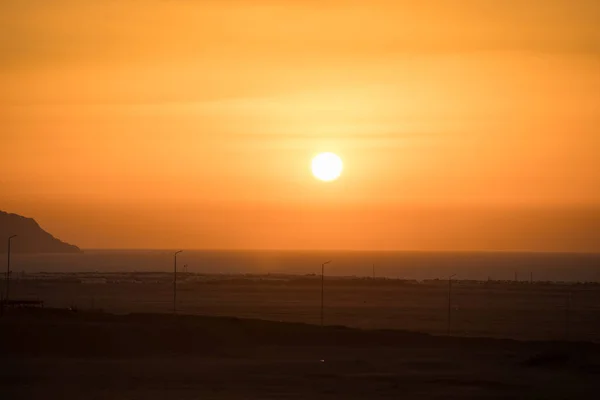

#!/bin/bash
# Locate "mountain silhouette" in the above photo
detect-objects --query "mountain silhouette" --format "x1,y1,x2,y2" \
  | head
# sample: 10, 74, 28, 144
0, 210, 81, 253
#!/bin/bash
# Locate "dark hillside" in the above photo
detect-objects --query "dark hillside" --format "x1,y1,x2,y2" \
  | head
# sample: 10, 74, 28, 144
0, 211, 81, 253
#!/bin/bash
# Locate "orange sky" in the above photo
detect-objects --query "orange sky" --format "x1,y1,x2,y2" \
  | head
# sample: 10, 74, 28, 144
1, 1, 599, 251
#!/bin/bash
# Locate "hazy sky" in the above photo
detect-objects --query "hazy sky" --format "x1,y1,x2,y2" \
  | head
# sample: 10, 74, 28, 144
1, 1, 599, 251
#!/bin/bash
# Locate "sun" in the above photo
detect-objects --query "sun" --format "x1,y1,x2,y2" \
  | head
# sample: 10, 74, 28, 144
311, 152, 343, 182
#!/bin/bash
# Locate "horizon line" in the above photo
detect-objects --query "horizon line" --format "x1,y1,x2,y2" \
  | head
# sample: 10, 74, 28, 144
73, 248, 600, 255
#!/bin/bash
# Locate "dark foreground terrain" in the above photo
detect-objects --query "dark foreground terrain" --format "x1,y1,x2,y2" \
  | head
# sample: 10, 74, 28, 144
1, 309, 600, 399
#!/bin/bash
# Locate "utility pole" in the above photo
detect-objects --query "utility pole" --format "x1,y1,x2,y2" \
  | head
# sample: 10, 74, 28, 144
173, 250, 183, 314
321, 260, 331, 327
6, 235, 17, 302
447, 274, 456, 335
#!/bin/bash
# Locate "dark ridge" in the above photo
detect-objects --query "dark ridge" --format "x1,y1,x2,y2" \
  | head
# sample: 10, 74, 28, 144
0, 210, 81, 254
1, 308, 598, 360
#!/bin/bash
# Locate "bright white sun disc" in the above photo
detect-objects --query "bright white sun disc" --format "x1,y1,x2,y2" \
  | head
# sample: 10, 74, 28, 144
311, 152, 343, 181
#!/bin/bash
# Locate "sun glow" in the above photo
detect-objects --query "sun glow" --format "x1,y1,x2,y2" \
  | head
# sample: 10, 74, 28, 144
311, 152, 343, 182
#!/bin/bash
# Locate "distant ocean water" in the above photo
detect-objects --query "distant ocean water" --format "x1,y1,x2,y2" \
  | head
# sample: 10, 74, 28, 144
9, 250, 600, 282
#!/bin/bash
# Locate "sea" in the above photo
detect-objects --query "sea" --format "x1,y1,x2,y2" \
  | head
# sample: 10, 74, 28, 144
8, 250, 600, 282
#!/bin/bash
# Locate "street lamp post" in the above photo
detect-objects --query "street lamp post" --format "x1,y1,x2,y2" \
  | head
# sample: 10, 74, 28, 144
447, 274, 456, 335
173, 250, 183, 314
5, 235, 17, 303
321, 260, 331, 327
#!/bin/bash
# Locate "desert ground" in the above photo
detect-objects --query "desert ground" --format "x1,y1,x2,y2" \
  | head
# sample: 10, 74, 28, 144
1, 308, 600, 399
2, 274, 600, 399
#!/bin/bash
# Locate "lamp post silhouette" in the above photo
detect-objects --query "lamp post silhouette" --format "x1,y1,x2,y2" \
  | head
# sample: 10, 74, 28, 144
173, 250, 183, 314
321, 260, 331, 327
5, 235, 17, 302
447, 274, 456, 335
